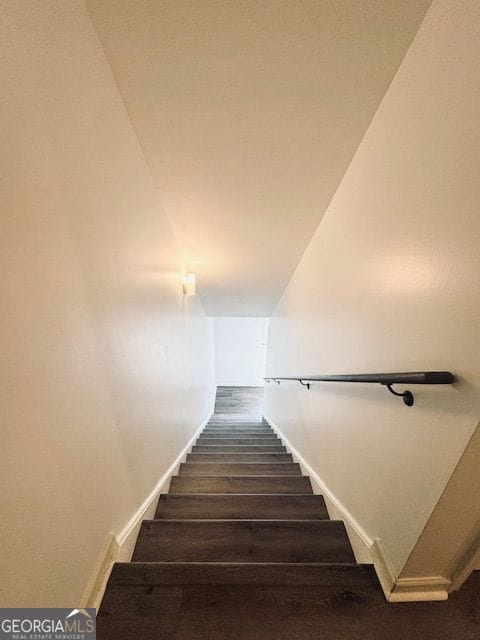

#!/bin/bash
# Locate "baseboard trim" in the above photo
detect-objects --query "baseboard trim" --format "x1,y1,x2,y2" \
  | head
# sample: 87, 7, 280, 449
264, 414, 449, 603
371, 540, 449, 601
389, 576, 450, 602
81, 407, 213, 610
369, 537, 396, 598
81, 534, 119, 609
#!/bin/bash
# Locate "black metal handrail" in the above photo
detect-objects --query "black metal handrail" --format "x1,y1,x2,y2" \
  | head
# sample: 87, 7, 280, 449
264, 371, 456, 406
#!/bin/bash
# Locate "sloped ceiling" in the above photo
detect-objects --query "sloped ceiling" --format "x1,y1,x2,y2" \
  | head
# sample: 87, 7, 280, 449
87, 0, 431, 316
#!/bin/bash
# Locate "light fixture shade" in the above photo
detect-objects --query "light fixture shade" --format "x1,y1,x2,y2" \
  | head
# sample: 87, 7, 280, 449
183, 272, 196, 296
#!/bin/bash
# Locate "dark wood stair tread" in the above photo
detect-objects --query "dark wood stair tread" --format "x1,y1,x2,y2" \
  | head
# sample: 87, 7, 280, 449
204, 424, 273, 429
192, 445, 287, 453
186, 453, 293, 462
203, 430, 274, 435
200, 432, 277, 437
206, 422, 271, 426
155, 494, 329, 520
207, 422, 267, 426
178, 462, 301, 476
197, 438, 281, 445
132, 520, 355, 563
206, 426, 271, 430
169, 475, 313, 494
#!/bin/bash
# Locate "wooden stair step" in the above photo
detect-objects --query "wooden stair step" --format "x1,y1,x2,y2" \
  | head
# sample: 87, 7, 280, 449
198, 433, 279, 440
203, 429, 274, 434
197, 437, 281, 445
178, 462, 301, 476
205, 424, 272, 427
205, 422, 272, 429
202, 433, 274, 437
211, 418, 266, 422
169, 475, 313, 494
208, 419, 268, 421
107, 562, 374, 586
206, 421, 270, 425
213, 415, 265, 420
192, 445, 287, 453
203, 433, 274, 437
155, 494, 329, 520
132, 520, 355, 563
186, 453, 293, 462
207, 423, 268, 427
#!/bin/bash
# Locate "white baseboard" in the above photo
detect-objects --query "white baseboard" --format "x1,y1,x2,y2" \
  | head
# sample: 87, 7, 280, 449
370, 540, 450, 602
389, 576, 450, 602
369, 537, 396, 597
264, 414, 450, 603
81, 533, 119, 609
81, 407, 213, 611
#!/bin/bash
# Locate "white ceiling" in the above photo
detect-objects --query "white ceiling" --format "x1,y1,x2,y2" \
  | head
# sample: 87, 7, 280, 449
87, 0, 431, 316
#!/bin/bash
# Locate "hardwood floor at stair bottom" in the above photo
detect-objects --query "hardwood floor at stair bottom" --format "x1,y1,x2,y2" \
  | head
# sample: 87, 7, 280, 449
97, 573, 480, 640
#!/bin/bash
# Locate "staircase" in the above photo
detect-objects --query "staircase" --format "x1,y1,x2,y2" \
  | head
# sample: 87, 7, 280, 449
97, 387, 480, 639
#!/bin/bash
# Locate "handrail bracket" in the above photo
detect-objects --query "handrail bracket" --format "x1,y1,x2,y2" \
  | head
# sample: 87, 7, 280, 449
383, 384, 414, 407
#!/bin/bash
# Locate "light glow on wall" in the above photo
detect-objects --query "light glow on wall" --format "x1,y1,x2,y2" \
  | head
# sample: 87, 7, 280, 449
183, 272, 196, 296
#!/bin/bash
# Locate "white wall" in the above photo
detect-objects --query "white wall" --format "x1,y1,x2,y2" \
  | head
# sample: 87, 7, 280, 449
264, 0, 480, 585
214, 317, 268, 386
399, 421, 480, 587
0, 0, 214, 607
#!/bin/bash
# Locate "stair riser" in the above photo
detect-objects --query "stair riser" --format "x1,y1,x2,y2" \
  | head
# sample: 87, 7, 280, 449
178, 463, 301, 476
155, 494, 329, 520
133, 520, 354, 563
169, 476, 313, 494
108, 563, 372, 586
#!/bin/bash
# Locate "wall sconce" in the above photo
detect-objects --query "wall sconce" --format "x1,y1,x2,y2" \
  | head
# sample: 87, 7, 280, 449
183, 272, 196, 296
